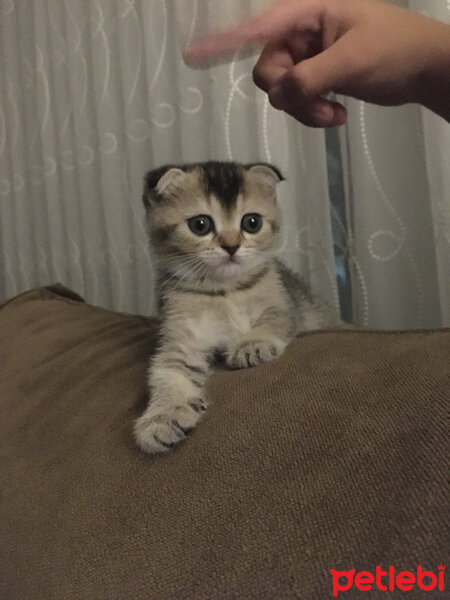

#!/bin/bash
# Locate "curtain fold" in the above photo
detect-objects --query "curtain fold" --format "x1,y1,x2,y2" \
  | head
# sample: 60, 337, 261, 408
338, 0, 449, 328
0, 0, 448, 328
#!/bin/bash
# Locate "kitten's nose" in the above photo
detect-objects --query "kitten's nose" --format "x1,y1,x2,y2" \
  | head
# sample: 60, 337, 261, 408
221, 244, 240, 256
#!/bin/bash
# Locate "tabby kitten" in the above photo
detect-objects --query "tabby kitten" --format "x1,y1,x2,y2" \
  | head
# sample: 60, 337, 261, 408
135, 161, 342, 454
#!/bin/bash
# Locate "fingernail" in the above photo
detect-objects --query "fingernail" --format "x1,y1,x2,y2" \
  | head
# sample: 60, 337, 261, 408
268, 85, 286, 109
312, 105, 334, 126
332, 105, 347, 126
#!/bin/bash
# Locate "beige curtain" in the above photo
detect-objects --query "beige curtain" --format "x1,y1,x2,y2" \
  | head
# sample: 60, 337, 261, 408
340, 0, 450, 328
0, 0, 448, 328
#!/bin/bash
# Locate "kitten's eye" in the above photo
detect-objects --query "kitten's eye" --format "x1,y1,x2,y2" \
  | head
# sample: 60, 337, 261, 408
241, 213, 263, 234
187, 215, 214, 236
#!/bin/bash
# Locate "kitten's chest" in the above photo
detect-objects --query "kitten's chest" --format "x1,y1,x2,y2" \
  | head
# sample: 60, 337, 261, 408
221, 293, 257, 334
175, 292, 261, 338
214, 273, 283, 337
165, 268, 285, 346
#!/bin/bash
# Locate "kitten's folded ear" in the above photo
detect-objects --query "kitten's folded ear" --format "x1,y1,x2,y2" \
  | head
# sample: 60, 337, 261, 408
143, 165, 186, 208
245, 163, 284, 189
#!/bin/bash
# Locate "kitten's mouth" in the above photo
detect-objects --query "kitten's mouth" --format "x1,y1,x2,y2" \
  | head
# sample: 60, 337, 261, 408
223, 255, 240, 265
209, 257, 243, 281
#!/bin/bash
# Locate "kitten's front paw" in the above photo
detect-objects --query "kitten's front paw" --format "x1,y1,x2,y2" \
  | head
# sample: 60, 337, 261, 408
227, 339, 287, 370
134, 397, 207, 454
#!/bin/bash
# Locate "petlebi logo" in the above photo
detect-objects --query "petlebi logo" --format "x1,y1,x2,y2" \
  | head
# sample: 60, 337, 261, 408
330, 564, 445, 597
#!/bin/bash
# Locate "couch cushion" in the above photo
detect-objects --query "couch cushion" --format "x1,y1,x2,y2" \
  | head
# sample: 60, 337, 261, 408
0, 285, 448, 599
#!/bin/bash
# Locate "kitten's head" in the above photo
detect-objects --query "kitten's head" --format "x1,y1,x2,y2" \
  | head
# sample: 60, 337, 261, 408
143, 161, 284, 285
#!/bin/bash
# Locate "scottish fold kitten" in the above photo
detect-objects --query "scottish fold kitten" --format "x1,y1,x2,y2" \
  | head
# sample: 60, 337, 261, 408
135, 161, 342, 454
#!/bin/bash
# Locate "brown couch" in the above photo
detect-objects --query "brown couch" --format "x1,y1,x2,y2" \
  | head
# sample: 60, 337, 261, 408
1, 285, 448, 599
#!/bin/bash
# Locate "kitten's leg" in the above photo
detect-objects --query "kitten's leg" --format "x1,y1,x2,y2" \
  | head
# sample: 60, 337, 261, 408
134, 343, 210, 454
227, 310, 292, 369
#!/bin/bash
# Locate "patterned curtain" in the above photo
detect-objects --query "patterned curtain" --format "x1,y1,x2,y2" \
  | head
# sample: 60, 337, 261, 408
0, 0, 448, 328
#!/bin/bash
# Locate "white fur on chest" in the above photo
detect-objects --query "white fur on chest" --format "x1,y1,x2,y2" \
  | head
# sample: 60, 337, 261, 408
163, 269, 285, 351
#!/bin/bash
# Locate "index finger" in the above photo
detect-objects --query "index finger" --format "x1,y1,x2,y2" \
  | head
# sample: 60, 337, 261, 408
184, 0, 323, 64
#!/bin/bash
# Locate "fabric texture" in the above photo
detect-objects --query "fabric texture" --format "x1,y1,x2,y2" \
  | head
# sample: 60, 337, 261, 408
0, 286, 448, 599
0, 0, 448, 328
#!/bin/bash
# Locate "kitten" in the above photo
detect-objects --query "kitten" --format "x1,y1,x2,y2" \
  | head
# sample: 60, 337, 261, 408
135, 161, 343, 454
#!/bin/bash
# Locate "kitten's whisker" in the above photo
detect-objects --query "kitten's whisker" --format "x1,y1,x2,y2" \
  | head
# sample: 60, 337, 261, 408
174, 261, 205, 288
200, 263, 217, 286
175, 259, 208, 288
160, 255, 204, 278
159, 256, 198, 264
161, 257, 203, 270
191, 261, 208, 281
161, 258, 205, 289
161, 267, 198, 289
161, 256, 204, 271
160, 253, 198, 262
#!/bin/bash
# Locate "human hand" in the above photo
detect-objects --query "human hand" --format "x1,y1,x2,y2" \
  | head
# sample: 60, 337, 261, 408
185, 0, 450, 127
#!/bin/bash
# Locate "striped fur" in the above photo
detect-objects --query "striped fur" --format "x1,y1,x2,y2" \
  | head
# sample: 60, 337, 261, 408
135, 162, 343, 454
